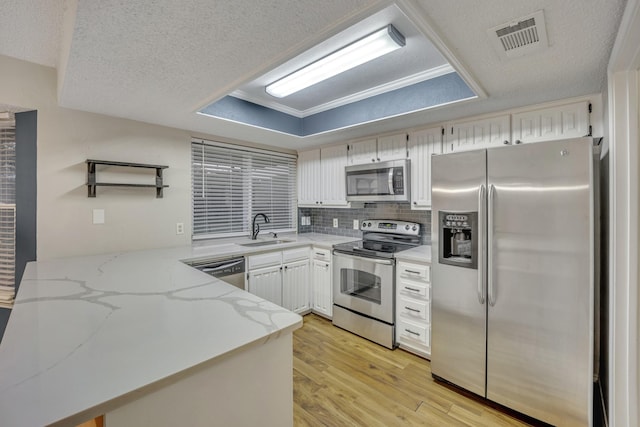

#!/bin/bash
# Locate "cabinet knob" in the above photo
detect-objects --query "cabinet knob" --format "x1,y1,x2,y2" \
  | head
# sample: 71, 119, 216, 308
413, 201, 417, 205
503, 140, 510, 145
377, 157, 380, 161
371, 158, 376, 162
515, 140, 522, 145
319, 201, 323, 204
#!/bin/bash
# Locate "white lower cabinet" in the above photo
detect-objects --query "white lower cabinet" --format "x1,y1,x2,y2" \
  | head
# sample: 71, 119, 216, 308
395, 260, 431, 358
247, 264, 282, 305
311, 247, 332, 318
283, 258, 310, 314
247, 248, 310, 314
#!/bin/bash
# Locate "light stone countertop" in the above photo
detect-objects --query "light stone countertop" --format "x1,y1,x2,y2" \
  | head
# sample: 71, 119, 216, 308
0, 232, 356, 427
394, 244, 432, 264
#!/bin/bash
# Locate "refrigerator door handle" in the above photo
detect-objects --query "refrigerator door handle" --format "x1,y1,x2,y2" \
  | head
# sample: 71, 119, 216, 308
488, 184, 496, 307
477, 184, 486, 305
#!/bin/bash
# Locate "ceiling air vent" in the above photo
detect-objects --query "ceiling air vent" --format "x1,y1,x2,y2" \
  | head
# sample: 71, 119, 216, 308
487, 10, 548, 59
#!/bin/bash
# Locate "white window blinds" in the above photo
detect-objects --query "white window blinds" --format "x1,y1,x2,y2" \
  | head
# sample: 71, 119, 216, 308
0, 115, 15, 308
191, 139, 297, 239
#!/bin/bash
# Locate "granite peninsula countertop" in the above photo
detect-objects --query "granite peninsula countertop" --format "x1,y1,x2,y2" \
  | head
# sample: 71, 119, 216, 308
0, 232, 357, 427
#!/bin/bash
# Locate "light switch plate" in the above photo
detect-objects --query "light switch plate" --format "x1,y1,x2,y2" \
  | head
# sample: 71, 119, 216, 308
92, 209, 105, 224
176, 222, 184, 235
333, 218, 338, 228
353, 219, 359, 230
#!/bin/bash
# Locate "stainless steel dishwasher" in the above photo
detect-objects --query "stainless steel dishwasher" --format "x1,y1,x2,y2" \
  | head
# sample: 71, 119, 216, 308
187, 256, 246, 290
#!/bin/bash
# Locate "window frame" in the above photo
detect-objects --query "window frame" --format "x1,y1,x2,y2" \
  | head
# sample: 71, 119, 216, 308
191, 138, 297, 240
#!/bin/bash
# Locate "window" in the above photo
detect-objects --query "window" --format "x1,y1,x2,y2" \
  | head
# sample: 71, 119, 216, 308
0, 113, 15, 308
191, 139, 297, 239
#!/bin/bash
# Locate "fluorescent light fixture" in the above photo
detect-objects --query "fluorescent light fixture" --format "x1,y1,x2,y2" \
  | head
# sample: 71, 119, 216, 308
266, 24, 406, 98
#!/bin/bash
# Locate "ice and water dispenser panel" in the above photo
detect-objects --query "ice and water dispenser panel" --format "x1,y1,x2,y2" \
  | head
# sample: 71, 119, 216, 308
439, 211, 478, 269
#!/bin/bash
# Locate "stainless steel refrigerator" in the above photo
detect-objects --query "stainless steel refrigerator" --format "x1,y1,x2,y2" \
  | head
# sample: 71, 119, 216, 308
431, 137, 599, 427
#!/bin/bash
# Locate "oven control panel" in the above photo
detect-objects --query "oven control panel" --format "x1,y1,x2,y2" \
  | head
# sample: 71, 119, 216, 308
360, 219, 420, 236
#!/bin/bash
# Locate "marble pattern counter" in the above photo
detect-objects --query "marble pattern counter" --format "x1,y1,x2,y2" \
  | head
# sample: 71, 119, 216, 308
395, 244, 432, 264
0, 233, 353, 427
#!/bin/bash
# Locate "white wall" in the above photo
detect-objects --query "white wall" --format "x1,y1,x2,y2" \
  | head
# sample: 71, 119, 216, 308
1, 54, 192, 259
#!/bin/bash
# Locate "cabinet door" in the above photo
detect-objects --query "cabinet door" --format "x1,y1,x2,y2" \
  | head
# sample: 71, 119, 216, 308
377, 133, 408, 162
312, 259, 332, 318
511, 101, 590, 144
297, 149, 321, 206
347, 139, 377, 165
445, 115, 510, 153
247, 265, 282, 306
320, 144, 349, 207
282, 259, 310, 314
408, 127, 442, 209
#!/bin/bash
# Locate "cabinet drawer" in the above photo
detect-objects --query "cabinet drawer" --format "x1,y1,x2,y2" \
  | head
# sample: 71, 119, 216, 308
398, 296, 429, 321
312, 247, 331, 262
248, 252, 282, 269
397, 319, 430, 347
282, 247, 309, 263
398, 262, 430, 283
397, 280, 429, 300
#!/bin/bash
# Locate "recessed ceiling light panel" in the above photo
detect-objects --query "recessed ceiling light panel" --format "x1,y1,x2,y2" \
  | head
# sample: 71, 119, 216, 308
265, 24, 405, 98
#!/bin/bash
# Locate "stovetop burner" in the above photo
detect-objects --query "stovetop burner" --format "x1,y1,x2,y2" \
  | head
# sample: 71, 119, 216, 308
333, 219, 421, 259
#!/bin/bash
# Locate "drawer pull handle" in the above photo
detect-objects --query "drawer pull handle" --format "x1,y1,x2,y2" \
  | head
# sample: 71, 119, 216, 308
404, 306, 421, 313
315, 252, 324, 256
405, 270, 421, 275
404, 287, 421, 293
405, 329, 421, 336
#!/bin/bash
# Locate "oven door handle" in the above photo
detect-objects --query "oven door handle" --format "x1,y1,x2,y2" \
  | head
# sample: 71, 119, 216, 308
333, 250, 394, 265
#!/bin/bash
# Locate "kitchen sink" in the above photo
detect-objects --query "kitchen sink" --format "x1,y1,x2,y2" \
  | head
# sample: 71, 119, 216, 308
238, 239, 293, 247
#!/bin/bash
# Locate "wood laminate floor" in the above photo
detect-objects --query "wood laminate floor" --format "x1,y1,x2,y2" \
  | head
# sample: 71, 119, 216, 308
293, 314, 531, 427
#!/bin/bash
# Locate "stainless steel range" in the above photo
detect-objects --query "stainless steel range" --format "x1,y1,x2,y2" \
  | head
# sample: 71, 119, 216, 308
332, 219, 421, 348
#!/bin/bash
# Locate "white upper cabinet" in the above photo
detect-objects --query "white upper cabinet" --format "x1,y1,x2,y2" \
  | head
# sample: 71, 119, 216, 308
348, 133, 408, 165
320, 144, 349, 207
347, 138, 377, 165
297, 145, 350, 208
377, 133, 409, 162
408, 126, 443, 210
511, 101, 590, 144
444, 114, 511, 153
297, 149, 321, 206
298, 97, 597, 210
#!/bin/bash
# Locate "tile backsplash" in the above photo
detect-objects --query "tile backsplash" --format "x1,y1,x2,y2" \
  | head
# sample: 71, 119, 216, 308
298, 203, 432, 245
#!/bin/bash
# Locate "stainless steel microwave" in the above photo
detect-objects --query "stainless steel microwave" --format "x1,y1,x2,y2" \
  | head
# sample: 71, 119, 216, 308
345, 159, 410, 202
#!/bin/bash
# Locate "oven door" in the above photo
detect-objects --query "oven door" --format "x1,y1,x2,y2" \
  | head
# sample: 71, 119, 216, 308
332, 251, 395, 323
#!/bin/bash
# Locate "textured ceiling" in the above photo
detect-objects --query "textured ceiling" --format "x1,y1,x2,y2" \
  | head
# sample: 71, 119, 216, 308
0, 0, 628, 150
0, 0, 63, 68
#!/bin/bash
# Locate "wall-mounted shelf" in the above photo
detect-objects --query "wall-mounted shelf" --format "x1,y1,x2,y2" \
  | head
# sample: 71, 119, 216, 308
86, 159, 168, 198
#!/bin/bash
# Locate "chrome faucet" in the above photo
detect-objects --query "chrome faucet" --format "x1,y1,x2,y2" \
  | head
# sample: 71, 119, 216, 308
251, 213, 271, 240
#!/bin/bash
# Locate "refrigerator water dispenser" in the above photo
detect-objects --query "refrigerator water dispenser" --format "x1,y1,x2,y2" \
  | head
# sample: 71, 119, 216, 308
439, 211, 478, 269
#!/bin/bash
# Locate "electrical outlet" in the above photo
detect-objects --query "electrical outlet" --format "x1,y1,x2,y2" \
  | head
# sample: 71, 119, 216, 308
333, 218, 338, 228
92, 209, 105, 224
176, 222, 184, 235
353, 219, 359, 230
